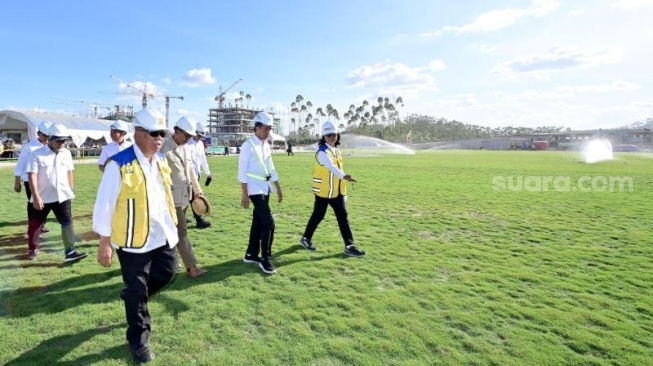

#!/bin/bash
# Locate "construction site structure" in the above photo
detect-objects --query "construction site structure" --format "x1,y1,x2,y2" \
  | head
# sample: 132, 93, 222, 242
206, 105, 280, 147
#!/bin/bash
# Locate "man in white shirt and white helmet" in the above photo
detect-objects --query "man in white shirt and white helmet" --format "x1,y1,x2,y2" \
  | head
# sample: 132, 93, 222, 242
14, 120, 52, 238
98, 119, 133, 172
93, 107, 179, 363
187, 121, 212, 228
159, 116, 208, 279
238, 111, 283, 274
26, 123, 87, 263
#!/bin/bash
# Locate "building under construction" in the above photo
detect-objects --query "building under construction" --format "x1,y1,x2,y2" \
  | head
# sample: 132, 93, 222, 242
206, 106, 281, 147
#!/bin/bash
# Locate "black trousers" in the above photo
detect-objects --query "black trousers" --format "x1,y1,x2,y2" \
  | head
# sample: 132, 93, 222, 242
27, 199, 75, 251
246, 194, 275, 260
303, 195, 354, 247
117, 244, 177, 349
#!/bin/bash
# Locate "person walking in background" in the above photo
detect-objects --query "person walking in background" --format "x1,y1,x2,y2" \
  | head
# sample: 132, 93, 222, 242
14, 120, 52, 236
26, 123, 87, 262
187, 122, 212, 228
238, 112, 283, 274
160, 116, 208, 279
299, 121, 366, 257
286, 141, 294, 156
98, 119, 132, 172
93, 108, 179, 364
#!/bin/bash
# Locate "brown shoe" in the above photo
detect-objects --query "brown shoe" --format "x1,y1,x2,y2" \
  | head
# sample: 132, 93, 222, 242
186, 266, 207, 279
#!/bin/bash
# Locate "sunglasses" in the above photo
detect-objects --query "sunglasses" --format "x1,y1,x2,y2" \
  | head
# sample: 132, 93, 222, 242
137, 127, 166, 138
325, 133, 337, 138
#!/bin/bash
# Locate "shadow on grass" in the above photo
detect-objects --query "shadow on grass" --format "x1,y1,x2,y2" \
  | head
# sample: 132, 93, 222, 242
1, 269, 124, 318
0, 234, 26, 248
4, 324, 128, 366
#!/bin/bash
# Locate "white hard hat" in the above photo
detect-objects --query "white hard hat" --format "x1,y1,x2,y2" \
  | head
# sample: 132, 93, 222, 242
134, 108, 167, 131
174, 116, 197, 136
110, 120, 129, 132
253, 112, 273, 127
47, 123, 70, 140
195, 121, 206, 136
321, 121, 336, 136
37, 120, 53, 136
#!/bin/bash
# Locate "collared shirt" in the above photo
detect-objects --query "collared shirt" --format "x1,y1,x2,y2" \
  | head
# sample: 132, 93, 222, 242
317, 144, 346, 179
187, 139, 211, 176
26, 145, 75, 204
98, 140, 133, 167
238, 136, 279, 195
14, 139, 45, 182
92, 144, 179, 253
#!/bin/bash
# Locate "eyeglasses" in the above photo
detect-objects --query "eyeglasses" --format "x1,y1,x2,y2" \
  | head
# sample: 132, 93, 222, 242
136, 127, 166, 138
53, 138, 67, 143
325, 133, 337, 138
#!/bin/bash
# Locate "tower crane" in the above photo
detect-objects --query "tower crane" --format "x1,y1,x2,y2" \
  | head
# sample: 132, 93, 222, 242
109, 75, 183, 128
109, 74, 154, 109
48, 97, 113, 119
214, 78, 243, 108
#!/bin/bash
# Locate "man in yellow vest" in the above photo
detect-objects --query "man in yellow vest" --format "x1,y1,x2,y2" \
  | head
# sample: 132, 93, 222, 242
238, 112, 283, 274
160, 116, 208, 279
299, 121, 366, 257
93, 107, 178, 364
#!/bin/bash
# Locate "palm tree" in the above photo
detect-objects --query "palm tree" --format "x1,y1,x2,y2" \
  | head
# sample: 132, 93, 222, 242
246, 94, 252, 108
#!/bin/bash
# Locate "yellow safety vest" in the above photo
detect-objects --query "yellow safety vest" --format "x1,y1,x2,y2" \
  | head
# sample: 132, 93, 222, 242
110, 147, 177, 248
311, 145, 346, 198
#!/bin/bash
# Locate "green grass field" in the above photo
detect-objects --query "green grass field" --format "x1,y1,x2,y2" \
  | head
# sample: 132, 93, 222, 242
0, 150, 651, 365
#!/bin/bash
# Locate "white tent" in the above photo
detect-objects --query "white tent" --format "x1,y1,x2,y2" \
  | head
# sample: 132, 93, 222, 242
0, 109, 133, 147
269, 131, 286, 142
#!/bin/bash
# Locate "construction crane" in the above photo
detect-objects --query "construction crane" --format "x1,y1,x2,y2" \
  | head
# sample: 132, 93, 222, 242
214, 78, 243, 108
109, 74, 154, 109
109, 75, 183, 127
49, 97, 113, 119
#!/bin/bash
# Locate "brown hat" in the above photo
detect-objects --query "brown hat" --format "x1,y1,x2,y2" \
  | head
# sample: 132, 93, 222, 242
191, 196, 212, 216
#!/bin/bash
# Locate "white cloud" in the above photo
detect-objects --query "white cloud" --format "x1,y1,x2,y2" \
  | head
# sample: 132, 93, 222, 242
346, 61, 444, 92
179, 68, 216, 87
176, 108, 189, 115
612, 0, 653, 10
161, 77, 172, 85
422, 0, 559, 37
471, 43, 498, 53
492, 47, 622, 76
495, 80, 641, 101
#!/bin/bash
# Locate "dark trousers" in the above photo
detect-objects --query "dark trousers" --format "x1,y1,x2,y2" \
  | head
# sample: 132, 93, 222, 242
27, 199, 75, 251
303, 195, 354, 247
246, 194, 275, 260
117, 244, 177, 349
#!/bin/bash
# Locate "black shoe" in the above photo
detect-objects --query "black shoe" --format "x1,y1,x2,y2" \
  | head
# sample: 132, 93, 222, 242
64, 249, 88, 263
129, 344, 154, 363
27, 249, 39, 260
243, 254, 262, 264
344, 245, 366, 257
120, 288, 127, 301
259, 259, 277, 274
299, 237, 317, 251
196, 220, 212, 229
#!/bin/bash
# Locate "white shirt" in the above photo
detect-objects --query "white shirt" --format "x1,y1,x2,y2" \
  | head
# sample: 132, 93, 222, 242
238, 136, 279, 195
92, 144, 179, 253
26, 145, 75, 204
317, 145, 346, 179
14, 139, 45, 182
98, 140, 133, 167
187, 139, 211, 176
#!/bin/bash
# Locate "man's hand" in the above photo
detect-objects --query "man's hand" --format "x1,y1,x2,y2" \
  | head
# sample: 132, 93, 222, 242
14, 181, 21, 193
97, 237, 113, 267
241, 192, 250, 209
32, 197, 44, 210
277, 189, 283, 203
344, 174, 358, 183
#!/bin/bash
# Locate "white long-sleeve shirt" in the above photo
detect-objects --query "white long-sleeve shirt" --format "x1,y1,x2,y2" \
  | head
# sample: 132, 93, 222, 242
92, 144, 179, 253
238, 136, 279, 195
14, 139, 45, 182
187, 139, 211, 177
98, 140, 133, 167
316, 145, 346, 179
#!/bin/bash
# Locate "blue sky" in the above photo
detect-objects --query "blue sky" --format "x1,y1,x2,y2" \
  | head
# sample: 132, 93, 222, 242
1, 0, 652, 133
